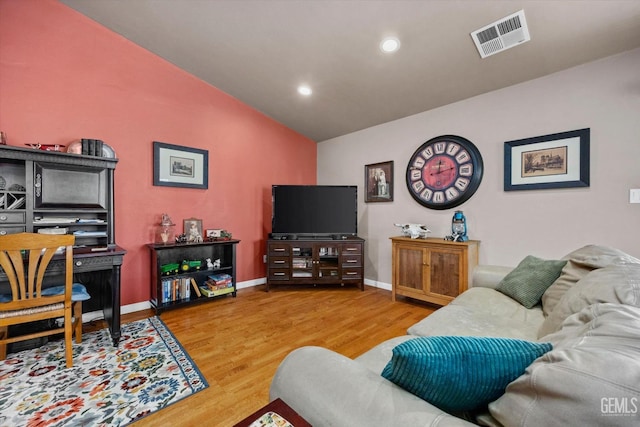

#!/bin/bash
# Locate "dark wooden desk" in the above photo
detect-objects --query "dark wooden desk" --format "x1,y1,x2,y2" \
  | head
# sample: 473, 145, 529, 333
68, 246, 126, 346
0, 245, 126, 346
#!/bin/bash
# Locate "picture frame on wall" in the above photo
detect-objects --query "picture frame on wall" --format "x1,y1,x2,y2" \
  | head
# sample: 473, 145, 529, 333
365, 161, 394, 202
153, 141, 208, 189
183, 218, 204, 243
504, 128, 590, 191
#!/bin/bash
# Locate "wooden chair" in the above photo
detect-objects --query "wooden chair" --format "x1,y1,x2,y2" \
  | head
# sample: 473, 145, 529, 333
0, 233, 87, 368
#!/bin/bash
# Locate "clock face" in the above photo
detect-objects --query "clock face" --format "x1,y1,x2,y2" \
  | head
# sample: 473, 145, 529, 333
406, 135, 483, 210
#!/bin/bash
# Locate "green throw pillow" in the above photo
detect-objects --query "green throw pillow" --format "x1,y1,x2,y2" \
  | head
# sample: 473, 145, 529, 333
496, 255, 567, 308
381, 336, 552, 413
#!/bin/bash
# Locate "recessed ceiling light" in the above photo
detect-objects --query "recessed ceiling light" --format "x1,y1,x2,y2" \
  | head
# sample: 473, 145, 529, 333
297, 85, 312, 96
380, 37, 400, 53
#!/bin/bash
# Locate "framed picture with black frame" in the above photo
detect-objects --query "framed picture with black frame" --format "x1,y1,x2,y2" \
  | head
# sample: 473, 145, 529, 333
153, 141, 208, 189
504, 128, 589, 191
365, 161, 394, 202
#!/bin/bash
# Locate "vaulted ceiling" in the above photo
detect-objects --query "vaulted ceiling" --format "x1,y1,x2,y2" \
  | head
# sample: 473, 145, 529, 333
60, 0, 640, 142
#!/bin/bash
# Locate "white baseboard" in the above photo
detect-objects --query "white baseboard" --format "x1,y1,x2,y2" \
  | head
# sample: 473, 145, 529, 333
101, 276, 389, 319
364, 278, 392, 291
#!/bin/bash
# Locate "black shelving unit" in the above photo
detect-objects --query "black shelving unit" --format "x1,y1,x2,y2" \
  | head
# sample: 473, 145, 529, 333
147, 240, 240, 313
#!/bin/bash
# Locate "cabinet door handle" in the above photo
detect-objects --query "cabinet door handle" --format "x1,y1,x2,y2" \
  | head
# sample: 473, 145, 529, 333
0, 230, 6, 236
273, 248, 285, 252
273, 260, 285, 264
345, 247, 358, 251
346, 260, 357, 263
345, 272, 358, 276
75, 261, 83, 267
273, 272, 286, 276
0, 215, 7, 221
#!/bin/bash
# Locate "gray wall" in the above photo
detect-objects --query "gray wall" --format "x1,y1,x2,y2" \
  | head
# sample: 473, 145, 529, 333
318, 48, 640, 290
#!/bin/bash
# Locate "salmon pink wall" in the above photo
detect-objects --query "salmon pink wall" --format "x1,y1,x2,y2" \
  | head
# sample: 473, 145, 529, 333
0, 0, 317, 307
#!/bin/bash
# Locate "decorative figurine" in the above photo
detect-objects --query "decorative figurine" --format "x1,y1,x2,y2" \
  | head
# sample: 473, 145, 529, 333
206, 258, 214, 269
157, 213, 176, 244
394, 223, 432, 239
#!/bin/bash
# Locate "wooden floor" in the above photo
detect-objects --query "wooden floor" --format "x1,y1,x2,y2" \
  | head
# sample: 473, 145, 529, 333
106, 284, 436, 426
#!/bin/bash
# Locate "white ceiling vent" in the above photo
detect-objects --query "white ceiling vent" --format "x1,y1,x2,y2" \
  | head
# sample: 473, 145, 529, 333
471, 10, 530, 58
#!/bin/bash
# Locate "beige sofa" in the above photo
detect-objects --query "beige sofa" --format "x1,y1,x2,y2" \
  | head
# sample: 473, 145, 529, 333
270, 245, 640, 426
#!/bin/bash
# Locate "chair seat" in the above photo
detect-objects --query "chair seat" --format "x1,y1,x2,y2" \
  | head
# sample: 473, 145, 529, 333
0, 302, 65, 319
41, 283, 91, 301
0, 283, 91, 303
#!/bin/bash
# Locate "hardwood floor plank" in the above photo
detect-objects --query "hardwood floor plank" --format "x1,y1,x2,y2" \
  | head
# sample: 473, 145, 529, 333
112, 285, 435, 426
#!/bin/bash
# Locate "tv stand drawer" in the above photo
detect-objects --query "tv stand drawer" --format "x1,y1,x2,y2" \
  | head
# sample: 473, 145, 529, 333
341, 243, 362, 254
269, 256, 289, 268
268, 243, 291, 256
268, 269, 290, 281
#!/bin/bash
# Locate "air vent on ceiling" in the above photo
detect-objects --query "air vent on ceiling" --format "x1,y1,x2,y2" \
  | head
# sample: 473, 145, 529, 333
471, 10, 530, 59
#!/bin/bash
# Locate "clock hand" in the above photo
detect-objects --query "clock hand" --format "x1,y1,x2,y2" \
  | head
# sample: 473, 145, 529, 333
430, 166, 455, 176
430, 160, 444, 175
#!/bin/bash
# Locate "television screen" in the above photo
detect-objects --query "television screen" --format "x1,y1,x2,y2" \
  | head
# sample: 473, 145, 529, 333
272, 185, 357, 238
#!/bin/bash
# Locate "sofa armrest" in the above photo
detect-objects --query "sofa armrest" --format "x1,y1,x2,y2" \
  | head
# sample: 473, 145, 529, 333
471, 265, 513, 290
269, 346, 475, 427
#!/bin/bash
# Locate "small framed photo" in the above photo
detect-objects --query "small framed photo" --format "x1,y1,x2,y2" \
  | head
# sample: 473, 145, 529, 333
206, 229, 222, 238
365, 161, 394, 202
504, 128, 590, 191
153, 141, 208, 189
183, 218, 204, 243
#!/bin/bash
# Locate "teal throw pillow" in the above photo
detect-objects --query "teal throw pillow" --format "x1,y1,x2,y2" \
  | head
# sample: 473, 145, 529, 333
381, 336, 552, 413
496, 255, 567, 308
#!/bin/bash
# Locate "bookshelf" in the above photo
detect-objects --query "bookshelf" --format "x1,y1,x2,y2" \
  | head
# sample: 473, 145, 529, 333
147, 239, 239, 313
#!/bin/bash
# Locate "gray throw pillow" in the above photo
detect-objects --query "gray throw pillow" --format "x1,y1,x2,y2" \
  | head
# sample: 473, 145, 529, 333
496, 255, 567, 309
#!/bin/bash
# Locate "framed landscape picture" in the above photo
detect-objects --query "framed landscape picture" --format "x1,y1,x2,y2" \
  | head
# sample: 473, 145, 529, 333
504, 128, 590, 191
153, 141, 208, 189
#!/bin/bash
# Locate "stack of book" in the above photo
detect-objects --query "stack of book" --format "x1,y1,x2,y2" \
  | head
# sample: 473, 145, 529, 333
160, 276, 192, 303
199, 273, 234, 297
81, 138, 104, 156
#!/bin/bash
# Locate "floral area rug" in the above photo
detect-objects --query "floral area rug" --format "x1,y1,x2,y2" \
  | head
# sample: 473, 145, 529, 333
0, 316, 207, 426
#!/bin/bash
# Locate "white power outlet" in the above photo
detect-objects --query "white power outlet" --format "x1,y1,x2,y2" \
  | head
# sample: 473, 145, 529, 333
630, 189, 640, 204
263, 254, 267, 263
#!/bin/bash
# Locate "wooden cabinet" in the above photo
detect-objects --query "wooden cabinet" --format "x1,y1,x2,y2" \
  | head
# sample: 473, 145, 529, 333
266, 238, 364, 290
0, 145, 124, 345
391, 237, 479, 306
0, 145, 116, 247
148, 240, 239, 313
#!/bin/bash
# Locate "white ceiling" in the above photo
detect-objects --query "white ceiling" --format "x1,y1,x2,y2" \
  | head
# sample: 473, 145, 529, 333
60, 0, 640, 142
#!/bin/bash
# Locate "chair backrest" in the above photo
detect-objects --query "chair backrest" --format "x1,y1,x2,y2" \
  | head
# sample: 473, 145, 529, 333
0, 233, 75, 310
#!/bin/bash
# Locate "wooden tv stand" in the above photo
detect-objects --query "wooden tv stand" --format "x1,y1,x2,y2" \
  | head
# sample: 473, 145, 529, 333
266, 237, 364, 290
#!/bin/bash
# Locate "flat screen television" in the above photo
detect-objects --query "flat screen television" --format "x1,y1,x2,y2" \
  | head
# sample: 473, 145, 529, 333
271, 185, 357, 239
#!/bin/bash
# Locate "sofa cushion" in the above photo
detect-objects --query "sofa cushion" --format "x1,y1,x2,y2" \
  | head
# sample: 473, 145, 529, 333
495, 255, 566, 308
541, 245, 640, 317
489, 303, 640, 427
538, 264, 640, 338
381, 336, 552, 413
407, 287, 545, 340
